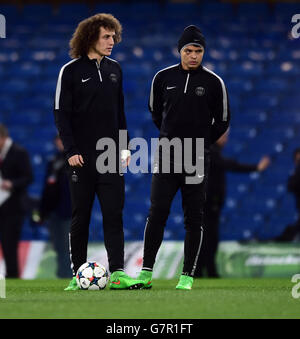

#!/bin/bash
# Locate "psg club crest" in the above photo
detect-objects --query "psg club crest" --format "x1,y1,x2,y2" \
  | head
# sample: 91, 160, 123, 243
71, 172, 78, 183
109, 73, 118, 83
195, 86, 205, 96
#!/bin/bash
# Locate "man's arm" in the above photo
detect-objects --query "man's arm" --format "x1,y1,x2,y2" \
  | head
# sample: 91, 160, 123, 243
219, 156, 270, 173
210, 78, 230, 145
149, 72, 164, 130
118, 67, 130, 146
212, 143, 270, 172
117, 67, 131, 167
118, 67, 127, 132
54, 63, 79, 160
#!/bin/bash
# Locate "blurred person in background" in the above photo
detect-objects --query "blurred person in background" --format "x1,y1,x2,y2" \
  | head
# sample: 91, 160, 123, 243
194, 128, 270, 278
274, 148, 300, 242
0, 123, 33, 278
32, 135, 72, 278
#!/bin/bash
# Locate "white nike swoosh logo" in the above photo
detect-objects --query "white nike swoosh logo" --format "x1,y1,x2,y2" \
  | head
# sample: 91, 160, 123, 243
166, 86, 176, 90
82, 78, 91, 83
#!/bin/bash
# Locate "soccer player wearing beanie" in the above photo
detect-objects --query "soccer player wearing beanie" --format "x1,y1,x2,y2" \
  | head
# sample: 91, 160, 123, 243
138, 25, 230, 290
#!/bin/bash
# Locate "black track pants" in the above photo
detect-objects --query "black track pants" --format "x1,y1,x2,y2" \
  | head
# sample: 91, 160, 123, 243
0, 212, 23, 278
142, 170, 207, 276
67, 162, 125, 275
194, 200, 221, 277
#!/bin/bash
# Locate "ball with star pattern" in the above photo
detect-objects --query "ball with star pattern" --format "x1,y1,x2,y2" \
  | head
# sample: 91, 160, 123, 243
76, 261, 108, 290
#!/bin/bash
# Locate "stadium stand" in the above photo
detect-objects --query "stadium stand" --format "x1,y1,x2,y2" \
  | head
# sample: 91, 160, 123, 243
0, 0, 299, 242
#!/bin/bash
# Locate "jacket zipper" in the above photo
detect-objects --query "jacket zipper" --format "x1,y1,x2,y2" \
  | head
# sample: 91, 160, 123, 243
95, 60, 103, 82
184, 73, 190, 93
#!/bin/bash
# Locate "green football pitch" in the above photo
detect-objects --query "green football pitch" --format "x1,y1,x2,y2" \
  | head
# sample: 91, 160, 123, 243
0, 278, 299, 319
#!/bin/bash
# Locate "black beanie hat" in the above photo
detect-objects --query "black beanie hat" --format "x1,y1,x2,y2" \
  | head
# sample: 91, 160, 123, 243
178, 25, 206, 53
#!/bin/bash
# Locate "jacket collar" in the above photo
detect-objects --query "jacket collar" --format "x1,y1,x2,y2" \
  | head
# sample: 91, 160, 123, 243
179, 62, 203, 74
82, 54, 105, 65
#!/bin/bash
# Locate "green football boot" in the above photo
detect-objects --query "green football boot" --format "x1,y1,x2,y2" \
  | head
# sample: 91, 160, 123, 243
137, 270, 153, 289
175, 275, 193, 290
109, 271, 144, 290
64, 276, 80, 291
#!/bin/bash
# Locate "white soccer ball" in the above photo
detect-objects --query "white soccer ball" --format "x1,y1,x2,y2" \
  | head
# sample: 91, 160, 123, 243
76, 261, 109, 290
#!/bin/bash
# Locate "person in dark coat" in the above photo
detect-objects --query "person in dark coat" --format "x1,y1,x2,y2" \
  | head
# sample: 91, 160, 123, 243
195, 129, 270, 277
34, 135, 72, 278
0, 124, 33, 278
274, 148, 300, 242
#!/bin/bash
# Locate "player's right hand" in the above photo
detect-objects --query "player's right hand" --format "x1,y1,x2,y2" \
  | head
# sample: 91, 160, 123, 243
68, 154, 84, 167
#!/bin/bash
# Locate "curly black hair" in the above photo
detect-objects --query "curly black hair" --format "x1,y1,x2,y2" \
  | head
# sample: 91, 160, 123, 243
69, 13, 122, 59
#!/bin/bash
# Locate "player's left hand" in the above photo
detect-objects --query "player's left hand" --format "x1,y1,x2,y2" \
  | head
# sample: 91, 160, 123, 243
121, 150, 131, 168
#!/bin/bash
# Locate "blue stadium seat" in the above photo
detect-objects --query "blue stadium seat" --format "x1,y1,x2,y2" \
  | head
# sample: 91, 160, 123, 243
22, 4, 54, 22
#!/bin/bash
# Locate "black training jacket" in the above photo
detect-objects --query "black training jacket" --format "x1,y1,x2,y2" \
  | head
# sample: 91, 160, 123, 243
54, 55, 128, 159
149, 63, 230, 150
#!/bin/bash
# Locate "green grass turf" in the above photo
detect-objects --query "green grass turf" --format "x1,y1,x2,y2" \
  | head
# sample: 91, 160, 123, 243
0, 278, 299, 319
